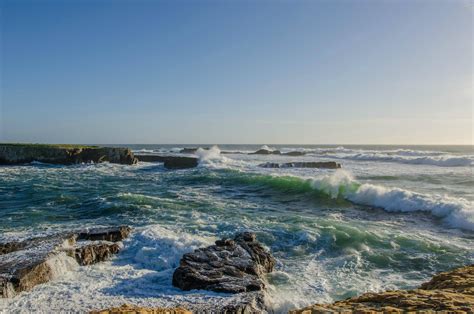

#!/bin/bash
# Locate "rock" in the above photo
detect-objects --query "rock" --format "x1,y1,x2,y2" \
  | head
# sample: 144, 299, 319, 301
249, 149, 281, 155
90, 304, 191, 314
0, 226, 131, 298
179, 147, 210, 154
77, 226, 131, 242
172, 232, 275, 294
74, 241, 122, 266
289, 264, 474, 313
0, 144, 137, 165
259, 161, 341, 169
282, 151, 306, 156
136, 154, 199, 169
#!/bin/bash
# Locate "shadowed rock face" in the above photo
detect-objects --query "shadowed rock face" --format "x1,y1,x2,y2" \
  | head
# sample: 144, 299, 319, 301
260, 161, 341, 169
0, 226, 131, 298
136, 155, 198, 169
172, 232, 275, 294
0, 145, 137, 165
290, 264, 474, 313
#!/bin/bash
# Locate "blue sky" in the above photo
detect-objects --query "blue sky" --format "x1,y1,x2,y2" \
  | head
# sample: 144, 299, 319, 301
1, 0, 472, 144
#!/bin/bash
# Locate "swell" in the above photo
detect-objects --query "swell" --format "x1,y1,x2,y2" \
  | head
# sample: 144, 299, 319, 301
186, 169, 474, 232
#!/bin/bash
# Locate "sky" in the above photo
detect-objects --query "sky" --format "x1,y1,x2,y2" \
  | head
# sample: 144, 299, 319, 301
0, 0, 472, 145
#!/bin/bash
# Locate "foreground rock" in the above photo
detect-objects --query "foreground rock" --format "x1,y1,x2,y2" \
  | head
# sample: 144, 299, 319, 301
136, 154, 199, 169
290, 264, 474, 313
173, 232, 275, 294
0, 144, 137, 165
0, 226, 131, 298
90, 304, 191, 314
260, 161, 341, 169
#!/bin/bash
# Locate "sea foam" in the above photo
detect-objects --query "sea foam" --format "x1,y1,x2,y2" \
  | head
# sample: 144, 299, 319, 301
310, 170, 474, 231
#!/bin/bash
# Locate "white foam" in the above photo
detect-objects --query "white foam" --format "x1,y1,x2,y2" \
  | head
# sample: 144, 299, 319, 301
309, 170, 474, 231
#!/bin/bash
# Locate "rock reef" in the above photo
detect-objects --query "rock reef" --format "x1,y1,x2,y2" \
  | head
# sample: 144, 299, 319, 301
290, 264, 474, 313
0, 144, 137, 165
0, 226, 131, 298
260, 161, 341, 169
136, 154, 198, 169
172, 232, 275, 293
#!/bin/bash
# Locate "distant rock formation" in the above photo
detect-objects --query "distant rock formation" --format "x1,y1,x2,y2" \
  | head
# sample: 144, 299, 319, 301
172, 232, 275, 294
290, 264, 474, 313
249, 149, 281, 155
0, 226, 131, 298
260, 161, 341, 169
0, 144, 137, 165
135, 155, 198, 169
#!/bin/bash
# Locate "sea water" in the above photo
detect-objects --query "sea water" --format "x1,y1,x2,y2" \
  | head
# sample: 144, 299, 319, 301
0, 145, 473, 312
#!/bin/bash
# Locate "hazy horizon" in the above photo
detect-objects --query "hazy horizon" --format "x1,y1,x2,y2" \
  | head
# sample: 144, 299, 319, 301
1, 0, 472, 145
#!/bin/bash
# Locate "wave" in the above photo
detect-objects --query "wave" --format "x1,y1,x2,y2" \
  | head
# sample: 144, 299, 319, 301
210, 169, 474, 231
328, 153, 473, 167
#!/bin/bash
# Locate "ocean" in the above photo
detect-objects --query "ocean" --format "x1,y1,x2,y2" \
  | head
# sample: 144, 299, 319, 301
0, 144, 473, 312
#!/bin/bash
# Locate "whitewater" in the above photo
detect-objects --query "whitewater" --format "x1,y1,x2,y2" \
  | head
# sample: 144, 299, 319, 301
0, 144, 473, 313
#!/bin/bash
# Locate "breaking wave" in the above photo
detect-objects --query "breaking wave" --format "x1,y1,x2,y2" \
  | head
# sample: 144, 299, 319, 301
215, 170, 474, 231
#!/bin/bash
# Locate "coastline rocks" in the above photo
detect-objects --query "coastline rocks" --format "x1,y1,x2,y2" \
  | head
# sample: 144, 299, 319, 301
290, 264, 474, 313
136, 155, 198, 169
0, 226, 131, 298
172, 232, 275, 293
90, 304, 191, 314
282, 151, 306, 156
260, 161, 341, 169
0, 144, 137, 165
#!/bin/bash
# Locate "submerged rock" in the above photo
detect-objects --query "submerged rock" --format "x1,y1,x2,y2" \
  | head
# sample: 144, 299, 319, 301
172, 232, 275, 294
0, 144, 137, 165
0, 226, 131, 298
282, 151, 306, 156
289, 264, 474, 313
136, 154, 198, 169
259, 161, 341, 169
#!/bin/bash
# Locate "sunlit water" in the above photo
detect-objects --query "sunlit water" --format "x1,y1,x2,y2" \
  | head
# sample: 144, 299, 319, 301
0, 145, 473, 312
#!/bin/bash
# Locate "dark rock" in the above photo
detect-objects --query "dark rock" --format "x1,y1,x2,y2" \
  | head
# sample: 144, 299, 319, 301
179, 147, 209, 154
74, 242, 122, 266
259, 161, 341, 169
77, 226, 131, 242
136, 155, 199, 169
282, 151, 306, 156
172, 232, 275, 294
0, 226, 130, 298
0, 144, 137, 165
249, 149, 281, 155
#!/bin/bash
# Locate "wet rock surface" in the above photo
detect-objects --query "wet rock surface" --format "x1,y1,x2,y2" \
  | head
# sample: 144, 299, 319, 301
249, 149, 281, 155
0, 144, 137, 165
90, 304, 191, 314
0, 226, 131, 298
290, 264, 474, 313
172, 232, 275, 294
136, 155, 198, 169
260, 161, 341, 169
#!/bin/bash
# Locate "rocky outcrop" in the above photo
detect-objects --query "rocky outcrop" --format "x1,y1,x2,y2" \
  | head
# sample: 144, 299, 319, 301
172, 232, 275, 294
0, 144, 137, 165
249, 149, 281, 155
260, 161, 341, 169
136, 155, 198, 169
290, 264, 474, 313
90, 304, 191, 314
0, 226, 131, 298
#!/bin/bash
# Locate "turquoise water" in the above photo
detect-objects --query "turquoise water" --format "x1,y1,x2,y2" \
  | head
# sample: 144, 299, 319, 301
0, 145, 473, 312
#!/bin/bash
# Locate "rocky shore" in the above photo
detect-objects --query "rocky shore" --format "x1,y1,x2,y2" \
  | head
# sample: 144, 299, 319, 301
0, 144, 137, 165
290, 264, 474, 313
0, 226, 131, 297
